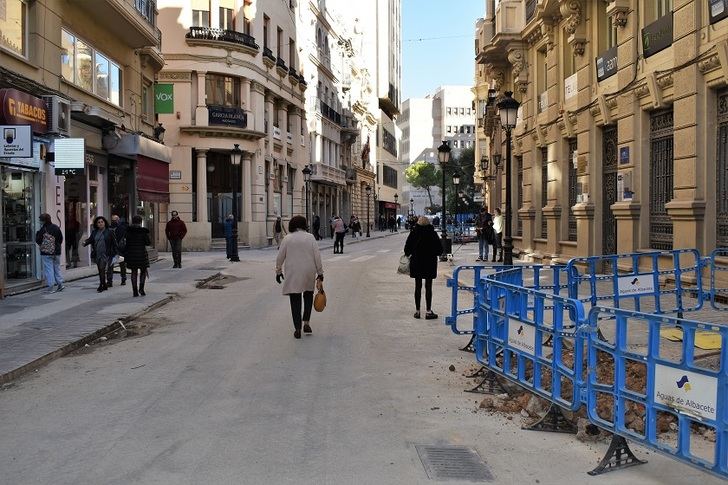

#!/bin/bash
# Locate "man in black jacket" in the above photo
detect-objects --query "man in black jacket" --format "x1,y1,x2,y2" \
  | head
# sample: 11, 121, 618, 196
476, 206, 494, 262
35, 213, 65, 293
109, 215, 128, 286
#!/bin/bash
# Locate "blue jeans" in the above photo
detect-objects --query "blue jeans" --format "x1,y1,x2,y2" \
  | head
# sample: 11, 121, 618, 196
41, 255, 63, 288
478, 238, 489, 260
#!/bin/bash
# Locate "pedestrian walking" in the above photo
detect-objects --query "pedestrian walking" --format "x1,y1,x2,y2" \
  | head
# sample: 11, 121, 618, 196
165, 210, 187, 268
349, 215, 357, 239
65, 213, 80, 268
312, 214, 321, 240
82, 216, 118, 292
404, 216, 443, 319
124, 215, 151, 297
379, 214, 385, 231
389, 215, 396, 233
35, 213, 65, 293
274, 216, 287, 248
224, 214, 235, 260
475, 207, 494, 262
397, 216, 402, 231
333, 216, 346, 253
492, 207, 504, 262
432, 215, 440, 227
275, 215, 324, 339
109, 215, 127, 286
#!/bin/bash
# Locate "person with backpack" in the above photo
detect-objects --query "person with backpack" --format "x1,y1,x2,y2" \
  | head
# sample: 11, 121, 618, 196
109, 215, 127, 287
124, 215, 151, 297
83, 216, 118, 292
35, 213, 65, 293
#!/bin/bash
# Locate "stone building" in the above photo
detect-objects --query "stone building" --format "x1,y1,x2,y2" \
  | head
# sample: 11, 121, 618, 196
157, 0, 307, 249
0, 0, 166, 295
475, 0, 728, 261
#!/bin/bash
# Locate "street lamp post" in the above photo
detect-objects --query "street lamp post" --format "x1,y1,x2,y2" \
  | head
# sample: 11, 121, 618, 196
229, 144, 242, 262
497, 91, 520, 266
302, 164, 312, 229
437, 140, 451, 261
394, 193, 398, 231
365, 184, 372, 237
410, 198, 414, 216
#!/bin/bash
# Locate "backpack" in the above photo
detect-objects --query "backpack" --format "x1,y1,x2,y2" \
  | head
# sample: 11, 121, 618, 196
40, 229, 56, 255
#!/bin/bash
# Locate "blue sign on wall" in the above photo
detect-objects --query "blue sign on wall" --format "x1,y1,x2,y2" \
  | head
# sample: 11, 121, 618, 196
619, 147, 630, 165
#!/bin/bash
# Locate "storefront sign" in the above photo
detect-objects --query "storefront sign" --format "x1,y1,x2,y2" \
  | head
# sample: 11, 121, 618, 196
208, 105, 247, 128
564, 73, 578, 100
1, 124, 32, 158
596, 44, 618, 82
0, 88, 48, 133
154, 84, 174, 114
654, 364, 718, 420
642, 13, 673, 58
169, 170, 182, 180
710, 0, 728, 24
54, 138, 85, 176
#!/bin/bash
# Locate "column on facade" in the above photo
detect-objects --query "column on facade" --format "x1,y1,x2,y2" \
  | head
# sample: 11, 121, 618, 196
542, 141, 562, 258
241, 78, 252, 116
251, 81, 266, 133
267, 159, 275, 221
266, 92, 275, 146
278, 103, 288, 136
242, 150, 253, 224
195, 71, 208, 126
517, 150, 536, 255
196, 149, 209, 223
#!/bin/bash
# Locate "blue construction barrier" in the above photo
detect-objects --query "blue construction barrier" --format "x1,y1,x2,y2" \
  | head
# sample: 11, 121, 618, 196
585, 306, 728, 479
566, 249, 704, 316
447, 248, 728, 478
709, 249, 728, 311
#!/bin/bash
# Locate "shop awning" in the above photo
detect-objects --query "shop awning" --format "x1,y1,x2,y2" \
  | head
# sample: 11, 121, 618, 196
137, 155, 170, 203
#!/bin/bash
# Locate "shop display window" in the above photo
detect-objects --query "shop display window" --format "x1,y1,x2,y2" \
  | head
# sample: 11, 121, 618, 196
1, 167, 37, 281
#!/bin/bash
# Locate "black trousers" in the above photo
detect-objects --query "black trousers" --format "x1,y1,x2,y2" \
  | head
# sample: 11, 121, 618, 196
130, 268, 147, 294
96, 257, 110, 288
169, 238, 182, 266
493, 233, 503, 261
108, 260, 126, 285
334, 232, 345, 252
414, 278, 433, 311
289, 291, 314, 330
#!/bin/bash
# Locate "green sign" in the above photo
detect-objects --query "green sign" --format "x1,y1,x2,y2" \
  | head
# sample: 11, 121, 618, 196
154, 84, 174, 114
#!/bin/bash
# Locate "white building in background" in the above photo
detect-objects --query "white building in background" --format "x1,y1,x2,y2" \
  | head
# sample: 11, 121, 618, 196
399, 97, 436, 216
432, 85, 476, 158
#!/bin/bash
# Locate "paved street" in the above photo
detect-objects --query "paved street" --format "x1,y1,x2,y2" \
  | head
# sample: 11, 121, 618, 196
0, 235, 722, 485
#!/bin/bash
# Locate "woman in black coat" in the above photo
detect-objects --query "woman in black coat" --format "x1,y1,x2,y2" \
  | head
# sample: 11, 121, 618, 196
82, 216, 117, 292
404, 216, 443, 319
124, 215, 151, 297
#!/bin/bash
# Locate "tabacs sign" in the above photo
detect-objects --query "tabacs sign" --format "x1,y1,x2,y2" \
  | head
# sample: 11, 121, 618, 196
0, 88, 48, 133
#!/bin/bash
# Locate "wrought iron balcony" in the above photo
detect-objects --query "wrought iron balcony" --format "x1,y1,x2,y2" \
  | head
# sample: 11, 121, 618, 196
320, 101, 341, 124
186, 27, 259, 53
263, 47, 275, 61
276, 57, 287, 70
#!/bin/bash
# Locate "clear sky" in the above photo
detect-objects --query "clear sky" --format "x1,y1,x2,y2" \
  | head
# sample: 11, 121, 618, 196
402, 0, 484, 100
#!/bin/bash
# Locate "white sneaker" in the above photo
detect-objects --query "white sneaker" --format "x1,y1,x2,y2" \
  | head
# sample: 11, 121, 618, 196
57, 284, 66, 292
46, 287, 58, 294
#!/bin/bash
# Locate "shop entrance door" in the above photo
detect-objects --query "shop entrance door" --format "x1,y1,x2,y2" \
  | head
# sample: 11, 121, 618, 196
1, 167, 39, 284
207, 152, 240, 239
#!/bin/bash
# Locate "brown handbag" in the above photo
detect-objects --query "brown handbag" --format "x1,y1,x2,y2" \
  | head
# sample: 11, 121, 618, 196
313, 287, 326, 312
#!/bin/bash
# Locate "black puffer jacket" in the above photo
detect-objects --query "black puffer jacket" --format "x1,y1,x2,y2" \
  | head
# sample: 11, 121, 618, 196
404, 224, 443, 279
124, 225, 151, 269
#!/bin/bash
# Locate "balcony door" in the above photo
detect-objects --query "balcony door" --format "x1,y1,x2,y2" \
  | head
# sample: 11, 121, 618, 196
207, 151, 241, 239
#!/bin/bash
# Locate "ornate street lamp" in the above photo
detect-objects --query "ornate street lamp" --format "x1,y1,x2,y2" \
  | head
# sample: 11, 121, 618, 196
497, 91, 520, 265
229, 143, 243, 262
410, 198, 414, 216
452, 172, 460, 232
365, 184, 372, 237
437, 140, 451, 261
302, 164, 312, 229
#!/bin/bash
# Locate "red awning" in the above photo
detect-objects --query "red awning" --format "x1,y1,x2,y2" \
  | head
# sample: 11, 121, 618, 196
384, 202, 398, 209
137, 155, 170, 203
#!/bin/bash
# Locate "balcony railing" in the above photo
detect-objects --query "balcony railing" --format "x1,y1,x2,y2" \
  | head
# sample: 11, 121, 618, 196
288, 66, 298, 77
134, 0, 156, 26
263, 47, 275, 61
276, 57, 287, 70
186, 27, 258, 50
309, 162, 346, 186
320, 101, 342, 124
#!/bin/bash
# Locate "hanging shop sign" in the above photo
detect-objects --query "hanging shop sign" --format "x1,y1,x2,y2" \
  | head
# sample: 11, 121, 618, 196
596, 44, 618, 82
710, 0, 728, 24
642, 13, 673, 58
54, 138, 85, 176
0, 88, 48, 133
154, 83, 174, 114
1, 124, 32, 158
208, 105, 247, 128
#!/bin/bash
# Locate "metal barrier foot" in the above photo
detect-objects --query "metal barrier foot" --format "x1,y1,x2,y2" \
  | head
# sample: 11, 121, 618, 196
459, 335, 476, 353
466, 366, 488, 379
522, 403, 577, 434
587, 435, 646, 476
464, 370, 506, 395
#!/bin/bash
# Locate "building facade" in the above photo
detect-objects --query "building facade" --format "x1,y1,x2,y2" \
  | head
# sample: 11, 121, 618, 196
398, 97, 435, 215
0, 0, 166, 295
476, 0, 728, 261
431, 86, 476, 158
158, 0, 307, 249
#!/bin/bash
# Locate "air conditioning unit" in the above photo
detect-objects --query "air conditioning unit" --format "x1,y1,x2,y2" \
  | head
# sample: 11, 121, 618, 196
42, 96, 71, 136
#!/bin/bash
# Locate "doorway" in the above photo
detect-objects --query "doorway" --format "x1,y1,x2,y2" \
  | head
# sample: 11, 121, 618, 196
602, 125, 617, 255
206, 151, 240, 238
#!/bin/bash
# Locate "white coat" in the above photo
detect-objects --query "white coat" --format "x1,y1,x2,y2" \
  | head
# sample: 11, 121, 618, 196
275, 230, 323, 294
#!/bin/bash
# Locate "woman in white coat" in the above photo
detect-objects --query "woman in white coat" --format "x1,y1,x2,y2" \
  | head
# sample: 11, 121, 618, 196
275, 215, 324, 339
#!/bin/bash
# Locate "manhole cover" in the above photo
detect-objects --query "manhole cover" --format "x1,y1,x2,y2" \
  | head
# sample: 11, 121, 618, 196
415, 445, 493, 482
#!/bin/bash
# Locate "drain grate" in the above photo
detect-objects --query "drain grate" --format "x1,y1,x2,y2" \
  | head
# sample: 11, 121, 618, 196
415, 445, 493, 482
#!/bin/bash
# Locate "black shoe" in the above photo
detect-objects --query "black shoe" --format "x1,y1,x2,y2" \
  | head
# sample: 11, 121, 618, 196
107, 282, 113, 288
491, 258, 496, 262
414, 311, 421, 319
121, 280, 126, 286
139, 289, 146, 296
303, 323, 312, 334
133, 291, 139, 297
97, 285, 104, 292
425, 311, 438, 320
498, 258, 503, 262
294, 329, 301, 339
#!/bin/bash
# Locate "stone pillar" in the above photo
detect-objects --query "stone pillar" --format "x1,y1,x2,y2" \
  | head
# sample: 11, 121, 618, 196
612, 202, 641, 254
314, 133, 322, 164
251, 81, 266, 133
278, 103, 288, 135
242, 151, 252, 223
573, 203, 595, 256
266, 93, 275, 146
241, 78, 251, 114
267, 161, 275, 219
195, 71, 208, 126
195, 149, 209, 223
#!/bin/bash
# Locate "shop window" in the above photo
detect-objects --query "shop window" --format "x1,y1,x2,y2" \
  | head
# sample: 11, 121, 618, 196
599, 1, 618, 52
141, 80, 153, 119
192, 0, 210, 27
61, 29, 123, 106
277, 27, 283, 58
205, 73, 241, 107
2, 167, 38, 282
0, 0, 27, 57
